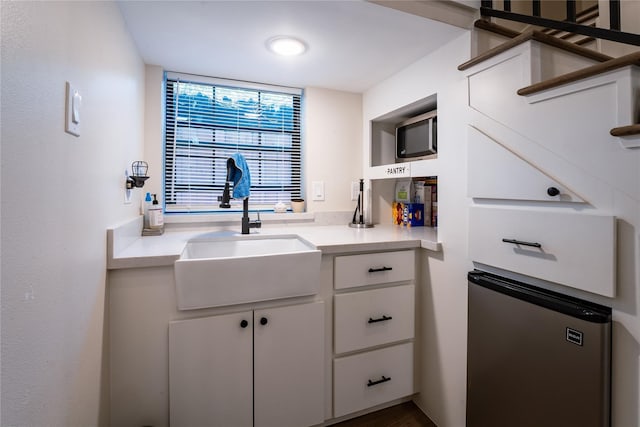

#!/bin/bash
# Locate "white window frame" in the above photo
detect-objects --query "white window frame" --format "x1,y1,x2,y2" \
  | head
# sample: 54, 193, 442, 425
163, 72, 303, 213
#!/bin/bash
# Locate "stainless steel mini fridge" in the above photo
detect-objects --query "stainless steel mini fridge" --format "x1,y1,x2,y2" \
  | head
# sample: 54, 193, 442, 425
467, 270, 611, 427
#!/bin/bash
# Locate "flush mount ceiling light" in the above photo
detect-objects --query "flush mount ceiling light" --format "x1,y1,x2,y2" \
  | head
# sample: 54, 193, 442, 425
266, 36, 307, 56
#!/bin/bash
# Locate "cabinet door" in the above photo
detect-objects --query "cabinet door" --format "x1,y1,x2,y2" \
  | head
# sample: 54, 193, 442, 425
169, 312, 253, 427
254, 302, 325, 427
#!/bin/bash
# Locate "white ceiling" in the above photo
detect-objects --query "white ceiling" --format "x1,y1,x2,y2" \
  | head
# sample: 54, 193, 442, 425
117, 1, 467, 93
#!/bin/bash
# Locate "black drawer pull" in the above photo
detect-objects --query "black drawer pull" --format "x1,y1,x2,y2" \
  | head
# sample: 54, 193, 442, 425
547, 186, 560, 196
502, 238, 542, 248
367, 376, 391, 387
368, 315, 393, 324
368, 266, 392, 273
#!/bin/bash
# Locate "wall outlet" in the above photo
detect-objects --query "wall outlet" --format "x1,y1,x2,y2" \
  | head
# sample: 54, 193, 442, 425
351, 181, 359, 201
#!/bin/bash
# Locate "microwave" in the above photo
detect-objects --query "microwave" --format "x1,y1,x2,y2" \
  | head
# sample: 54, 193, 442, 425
396, 110, 437, 160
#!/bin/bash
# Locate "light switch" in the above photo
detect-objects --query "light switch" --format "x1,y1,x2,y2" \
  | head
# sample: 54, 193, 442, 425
312, 181, 325, 201
65, 81, 81, 136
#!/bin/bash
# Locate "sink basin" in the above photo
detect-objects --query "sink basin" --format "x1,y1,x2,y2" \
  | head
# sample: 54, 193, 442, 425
174, 233, 321, 310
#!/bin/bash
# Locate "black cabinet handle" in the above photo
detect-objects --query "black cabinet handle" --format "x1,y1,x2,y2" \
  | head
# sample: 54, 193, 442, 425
240, 319, 249, 328
368, 266, 392, 273
260, 317, 268, 326
547, 186, 560, 197
367, 376, 391, 387
368, 315, 393, 324
502, 238, 542, 248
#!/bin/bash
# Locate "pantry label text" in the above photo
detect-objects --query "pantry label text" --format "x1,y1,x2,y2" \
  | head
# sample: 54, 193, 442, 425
385, 166, 409, 176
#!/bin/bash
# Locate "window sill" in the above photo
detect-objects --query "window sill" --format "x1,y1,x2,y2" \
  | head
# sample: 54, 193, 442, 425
164, 211, 315, 226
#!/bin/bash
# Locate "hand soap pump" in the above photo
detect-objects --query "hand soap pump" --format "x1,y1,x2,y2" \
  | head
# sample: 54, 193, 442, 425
149, 194, 164, 229
143, 192, 152, 228
143, 194, 164, 236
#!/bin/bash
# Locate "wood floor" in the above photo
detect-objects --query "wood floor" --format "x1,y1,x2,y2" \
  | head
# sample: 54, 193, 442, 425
333, 402, 437, 427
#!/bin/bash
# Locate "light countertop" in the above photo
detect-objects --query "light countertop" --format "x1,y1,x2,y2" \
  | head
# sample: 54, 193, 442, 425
107, 216, 441, 270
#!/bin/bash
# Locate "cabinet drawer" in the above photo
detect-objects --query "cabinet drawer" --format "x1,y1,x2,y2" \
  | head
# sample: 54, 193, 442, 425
334, 250, 415, 290
469, 206, 616, 297
333, 342, 414, 418
334, 285, 415, 354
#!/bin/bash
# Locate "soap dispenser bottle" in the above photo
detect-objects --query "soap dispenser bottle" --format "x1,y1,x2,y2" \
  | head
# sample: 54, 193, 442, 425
149, 194, 164, 230
143, 192, 152, 228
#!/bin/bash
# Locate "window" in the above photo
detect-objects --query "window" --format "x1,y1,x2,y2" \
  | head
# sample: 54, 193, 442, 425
163, 72, 302, 213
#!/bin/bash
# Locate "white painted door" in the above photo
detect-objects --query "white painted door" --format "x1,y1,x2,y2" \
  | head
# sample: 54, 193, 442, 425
169, 311, 253, 427
254, 301, 325, 427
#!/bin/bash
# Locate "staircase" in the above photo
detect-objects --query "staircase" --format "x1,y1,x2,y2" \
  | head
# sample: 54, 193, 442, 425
540, 4, 600, 47
463, 5, 640, 146
480, 0, 640, 46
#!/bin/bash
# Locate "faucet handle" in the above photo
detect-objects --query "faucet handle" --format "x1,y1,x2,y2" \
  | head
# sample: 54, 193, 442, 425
250, 211, 262, 229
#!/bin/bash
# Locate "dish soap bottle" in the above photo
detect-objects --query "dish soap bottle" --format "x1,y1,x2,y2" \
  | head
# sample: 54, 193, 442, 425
149, 194, 164, 230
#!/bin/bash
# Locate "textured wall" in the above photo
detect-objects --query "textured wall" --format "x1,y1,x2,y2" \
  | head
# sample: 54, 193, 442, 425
0, 2, 145, 425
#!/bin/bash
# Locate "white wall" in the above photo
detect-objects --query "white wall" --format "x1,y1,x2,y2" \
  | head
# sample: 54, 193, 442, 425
142, 72, 363, 215
363, 32, 472, 427
304, 87, 363, 212
0, 2, 145, 426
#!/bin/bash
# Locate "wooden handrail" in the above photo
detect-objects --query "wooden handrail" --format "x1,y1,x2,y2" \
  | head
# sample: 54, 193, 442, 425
518, 51, 640, 95
459, 23, 612, 71
610, 124, 640, 137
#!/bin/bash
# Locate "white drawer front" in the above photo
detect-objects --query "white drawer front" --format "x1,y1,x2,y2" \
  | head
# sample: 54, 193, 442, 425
335, 285, 415, 354
334, 250, 415, 290
469, 206, 616, 297
334, 342, 414, 418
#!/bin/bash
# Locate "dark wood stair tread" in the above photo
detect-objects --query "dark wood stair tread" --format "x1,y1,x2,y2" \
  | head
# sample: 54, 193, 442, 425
459, 21, 612, 71
610, 124, 640, 137
518, 51, 640, 95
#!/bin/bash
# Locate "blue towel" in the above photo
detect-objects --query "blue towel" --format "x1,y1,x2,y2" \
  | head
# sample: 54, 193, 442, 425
228, 153, 251, 199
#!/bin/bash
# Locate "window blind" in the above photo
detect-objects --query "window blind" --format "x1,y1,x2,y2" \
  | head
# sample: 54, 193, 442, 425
163, 72, 303, 212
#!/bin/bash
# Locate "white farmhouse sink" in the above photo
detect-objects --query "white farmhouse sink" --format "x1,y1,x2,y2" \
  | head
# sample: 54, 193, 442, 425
174, 233, 321, 310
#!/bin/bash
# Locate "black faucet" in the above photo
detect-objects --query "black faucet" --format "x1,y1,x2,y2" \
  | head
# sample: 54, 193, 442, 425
219, 158, 261, 234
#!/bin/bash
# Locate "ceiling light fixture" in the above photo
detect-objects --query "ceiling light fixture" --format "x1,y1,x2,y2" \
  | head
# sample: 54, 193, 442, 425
267, 36, 307, 56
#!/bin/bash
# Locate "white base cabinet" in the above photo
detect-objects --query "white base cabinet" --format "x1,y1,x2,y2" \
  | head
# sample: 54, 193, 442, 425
169, 301, 324, 427
333, 250, 416, 418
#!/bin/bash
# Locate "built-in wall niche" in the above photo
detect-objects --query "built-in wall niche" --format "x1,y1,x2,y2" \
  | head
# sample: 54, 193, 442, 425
371, 176, 438, 227
370, 94, 437, 169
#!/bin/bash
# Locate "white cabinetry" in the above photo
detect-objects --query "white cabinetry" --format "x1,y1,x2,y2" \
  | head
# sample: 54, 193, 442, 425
169, 311, 252, 427
333, 250, 416, 418
169, 301, 324, 427
466, 124, 617, 297
469, 206, 616, 297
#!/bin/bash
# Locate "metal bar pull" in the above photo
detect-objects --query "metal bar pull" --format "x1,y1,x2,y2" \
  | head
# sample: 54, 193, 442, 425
502, 238, 542, 248
368, 315, 393, 324
367, 376, 391, 387
368, 266, 392, 273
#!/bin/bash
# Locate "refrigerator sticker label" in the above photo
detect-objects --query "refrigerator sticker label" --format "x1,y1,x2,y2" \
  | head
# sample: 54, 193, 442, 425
566, 328, 583, 346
